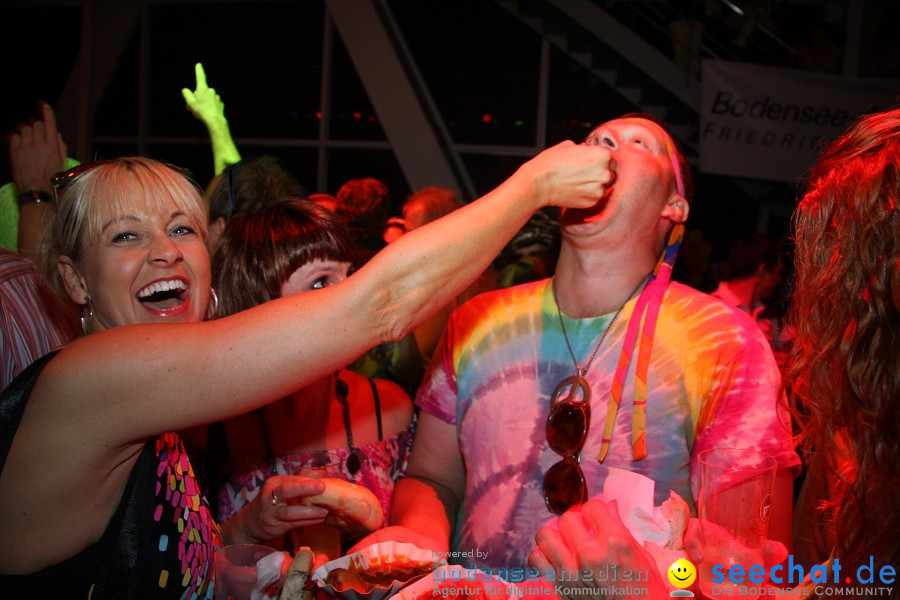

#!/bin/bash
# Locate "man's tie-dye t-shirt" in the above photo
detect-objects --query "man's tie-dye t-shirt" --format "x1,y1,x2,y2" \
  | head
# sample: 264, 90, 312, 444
417, 279, 799, 570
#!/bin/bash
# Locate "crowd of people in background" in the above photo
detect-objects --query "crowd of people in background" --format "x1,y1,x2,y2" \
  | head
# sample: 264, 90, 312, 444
0, 60, 896, 600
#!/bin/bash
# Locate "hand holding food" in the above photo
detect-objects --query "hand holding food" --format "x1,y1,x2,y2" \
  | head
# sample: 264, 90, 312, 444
530, 499, 670, 600
641, 490, 692, 590
298, 477, 385, 537
280, 547, 315, 600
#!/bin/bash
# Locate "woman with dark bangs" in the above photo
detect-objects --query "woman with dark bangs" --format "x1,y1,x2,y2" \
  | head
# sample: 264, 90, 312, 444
788, 106, 900, 593
184, 198, 414, 560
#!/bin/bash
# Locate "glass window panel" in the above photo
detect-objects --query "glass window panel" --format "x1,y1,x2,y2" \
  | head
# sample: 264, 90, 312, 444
546, 47, 636, 145
0, 6, 81, 182
329, 34, 387, 141
0, 6, 81, 130
148, 2, 324, 139
389, 0, 540, 146
95, 27, 140, 136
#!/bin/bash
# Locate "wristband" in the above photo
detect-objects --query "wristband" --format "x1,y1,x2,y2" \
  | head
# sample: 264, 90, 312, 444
18, 190, 53, 207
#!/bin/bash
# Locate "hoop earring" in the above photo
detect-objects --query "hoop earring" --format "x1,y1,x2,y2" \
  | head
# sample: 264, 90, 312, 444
206, 287, 219, 320
80, 297, 94, 336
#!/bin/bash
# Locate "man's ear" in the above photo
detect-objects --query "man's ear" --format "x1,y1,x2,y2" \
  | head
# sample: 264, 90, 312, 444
58, 257, 89, 305
662, 194, 690, 224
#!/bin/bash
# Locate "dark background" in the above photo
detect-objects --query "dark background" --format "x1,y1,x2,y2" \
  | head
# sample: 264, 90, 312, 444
3, 0, 898, 290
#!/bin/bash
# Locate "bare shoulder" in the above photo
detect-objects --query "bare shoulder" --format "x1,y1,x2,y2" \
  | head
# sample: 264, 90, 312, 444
340, 369, 414, 438
374, 377, 415, 438
0, 367, 145, 572
373, 377, 414, 414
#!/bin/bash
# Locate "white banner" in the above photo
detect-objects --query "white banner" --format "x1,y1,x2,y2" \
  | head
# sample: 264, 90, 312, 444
699, 60, 900, 183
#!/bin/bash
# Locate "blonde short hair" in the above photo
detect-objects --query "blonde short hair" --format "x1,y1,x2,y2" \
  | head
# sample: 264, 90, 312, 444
40, 157, 208, 298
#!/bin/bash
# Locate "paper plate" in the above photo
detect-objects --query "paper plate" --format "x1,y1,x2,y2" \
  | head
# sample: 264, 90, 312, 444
312, 542, 445, 600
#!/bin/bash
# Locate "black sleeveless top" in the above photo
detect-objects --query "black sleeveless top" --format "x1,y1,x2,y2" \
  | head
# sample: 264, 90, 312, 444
0, 352, 221, 599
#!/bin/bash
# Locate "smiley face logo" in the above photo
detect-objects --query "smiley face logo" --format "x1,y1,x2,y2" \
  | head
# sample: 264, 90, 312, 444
667, 558, 697, 588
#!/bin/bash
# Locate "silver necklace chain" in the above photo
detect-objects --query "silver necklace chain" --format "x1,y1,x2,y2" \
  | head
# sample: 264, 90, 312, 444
551, 278, 643, 377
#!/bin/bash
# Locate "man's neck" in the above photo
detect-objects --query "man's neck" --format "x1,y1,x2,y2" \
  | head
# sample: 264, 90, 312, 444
553, 241, 658, 318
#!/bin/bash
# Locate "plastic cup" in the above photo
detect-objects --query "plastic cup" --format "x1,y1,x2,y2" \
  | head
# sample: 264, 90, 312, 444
287, 452, 344, 560
214, 543, 279, 600
696, 448, 776, 600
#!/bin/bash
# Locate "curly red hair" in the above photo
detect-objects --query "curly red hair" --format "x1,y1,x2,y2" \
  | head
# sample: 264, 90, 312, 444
786, 106, 900, 577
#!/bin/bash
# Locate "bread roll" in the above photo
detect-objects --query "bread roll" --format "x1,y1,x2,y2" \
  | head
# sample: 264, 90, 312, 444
280, 548, 314, 600
299, 478, 385, 536
660, 490, 690, 549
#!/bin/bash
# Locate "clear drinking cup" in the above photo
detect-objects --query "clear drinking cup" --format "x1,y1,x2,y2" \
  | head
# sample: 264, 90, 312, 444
214, 543, 279, 600
696, 448, 776, 600
287, 452, 344, 560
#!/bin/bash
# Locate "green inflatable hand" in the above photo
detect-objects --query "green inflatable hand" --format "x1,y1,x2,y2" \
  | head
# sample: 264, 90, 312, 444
182, 62, 240, 175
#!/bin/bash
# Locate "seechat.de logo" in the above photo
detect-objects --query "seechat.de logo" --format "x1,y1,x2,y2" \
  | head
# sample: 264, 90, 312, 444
668, 558, 696, 598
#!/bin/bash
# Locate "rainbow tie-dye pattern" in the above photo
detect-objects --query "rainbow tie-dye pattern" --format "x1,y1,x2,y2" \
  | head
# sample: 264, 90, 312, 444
417, 275, 798, 569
